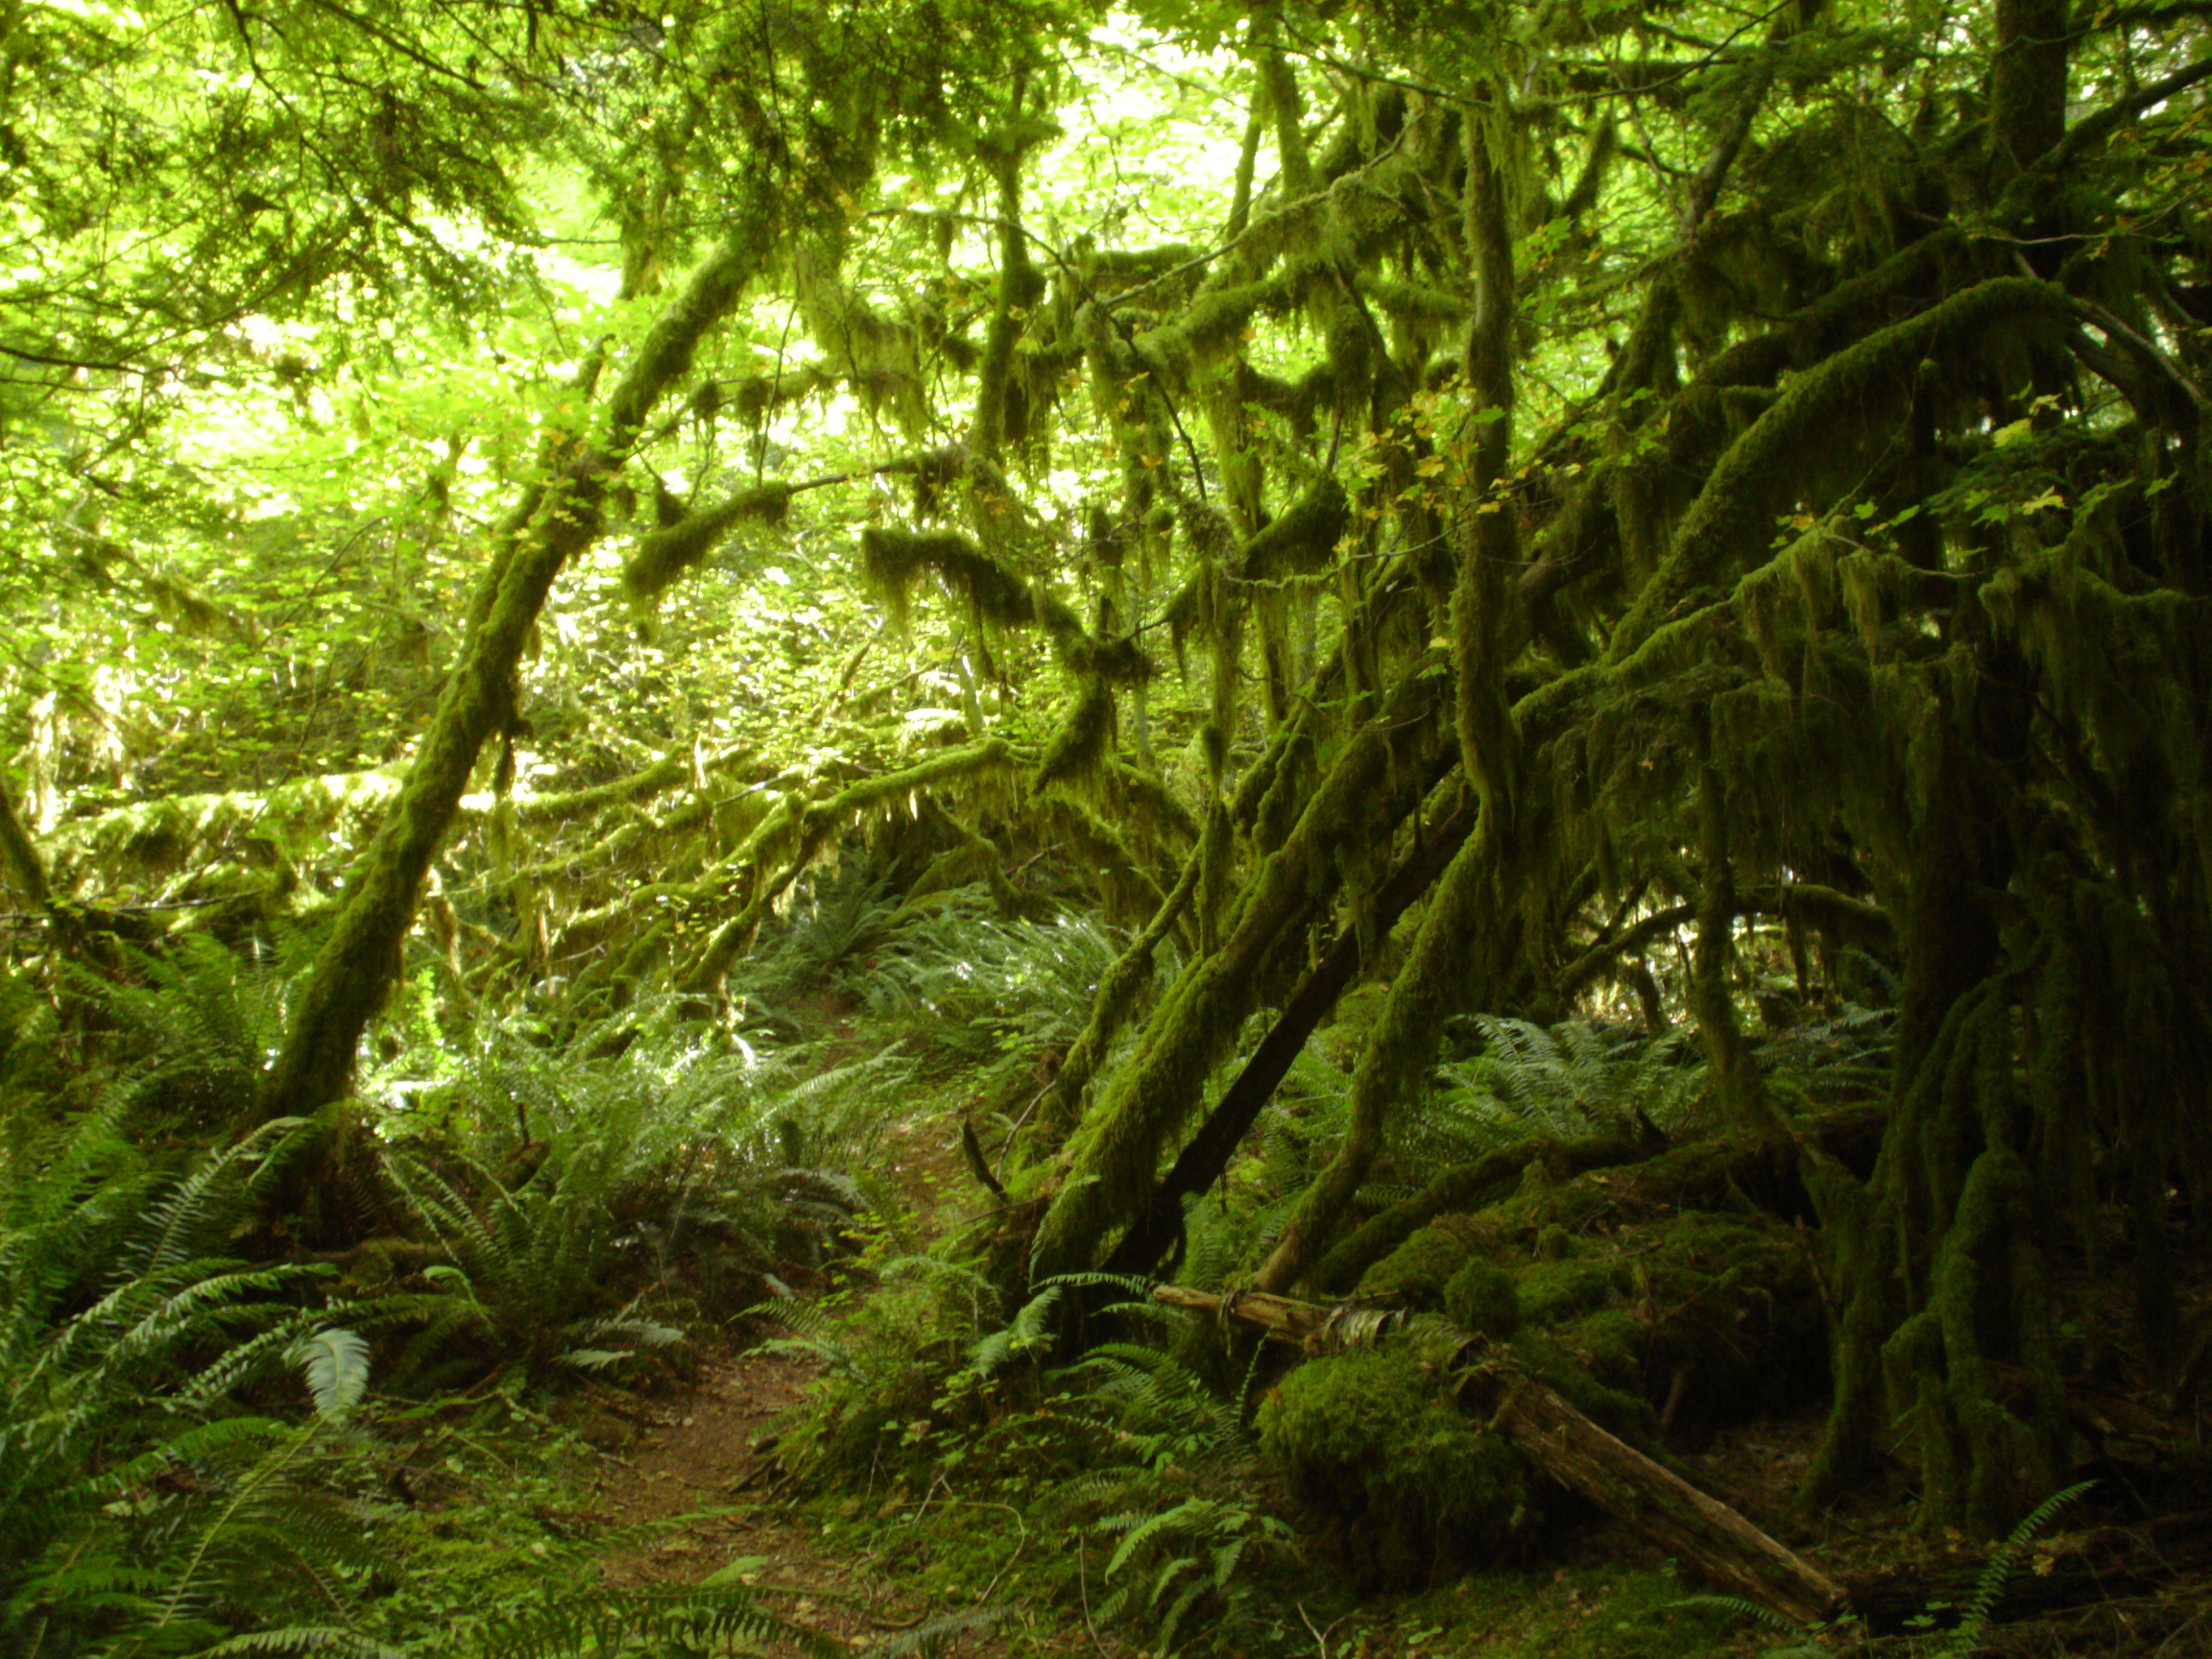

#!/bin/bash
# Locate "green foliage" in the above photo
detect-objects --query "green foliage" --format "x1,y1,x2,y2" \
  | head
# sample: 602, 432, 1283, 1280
1429, 1019, 1707, 1154
850, 891, 1133, 1078
1054, 1341, 1292, 1657
446, 1578, 839, 1659
6, 0, 2211, 1599
1932, 1480, 2095, 1659
372, 1022, 891, 1388
289, 1330, 373, 1424
0, 941, 886, 1657
0, 1096, 383, 1657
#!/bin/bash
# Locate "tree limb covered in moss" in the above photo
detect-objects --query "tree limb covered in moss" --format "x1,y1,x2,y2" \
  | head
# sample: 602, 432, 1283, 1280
259, 180, 787, 1124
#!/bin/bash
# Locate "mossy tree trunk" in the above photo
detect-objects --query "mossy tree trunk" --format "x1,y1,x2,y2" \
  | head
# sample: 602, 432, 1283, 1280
256, 182, 786, 1127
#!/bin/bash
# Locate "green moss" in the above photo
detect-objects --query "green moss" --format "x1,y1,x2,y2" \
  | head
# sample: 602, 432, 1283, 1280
1257, 1344, 1531, 1585
1509, 1333, 1661, 1445
1514, 1255, 1612, 1324
1545, 1211, 1823, 1430
622, 482, 794, 601
1442, 1260, 1522, 1339
1358, 1214, 1481, 1309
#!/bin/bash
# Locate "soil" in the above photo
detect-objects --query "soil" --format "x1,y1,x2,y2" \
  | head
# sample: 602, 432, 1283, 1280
580, 1098, 1021, 1654
588, 1348, 946, 1649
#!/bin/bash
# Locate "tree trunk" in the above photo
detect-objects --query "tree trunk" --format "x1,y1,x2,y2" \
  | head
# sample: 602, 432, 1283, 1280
256, 182, 783, 1127
0, 775, 50, 912
1101, 802, 1472, 1282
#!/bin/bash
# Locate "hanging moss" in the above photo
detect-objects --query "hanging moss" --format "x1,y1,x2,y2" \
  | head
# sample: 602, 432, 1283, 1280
855, 526, 1136, 690
1608, 276, 2076, 661
622, 482, 796, 601
1238, 474, 1351, 581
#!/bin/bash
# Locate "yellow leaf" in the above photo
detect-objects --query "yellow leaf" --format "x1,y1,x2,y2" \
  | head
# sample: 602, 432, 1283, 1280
1416, 455, 1446, 477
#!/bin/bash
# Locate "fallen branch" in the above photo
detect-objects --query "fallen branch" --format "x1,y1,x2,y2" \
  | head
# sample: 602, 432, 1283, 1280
1154, 1285, 1847, 1627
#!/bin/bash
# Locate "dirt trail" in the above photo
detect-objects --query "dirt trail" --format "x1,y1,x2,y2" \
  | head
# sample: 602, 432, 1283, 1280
589, 1348, 946, 1648
586, 1109, 1002, 1652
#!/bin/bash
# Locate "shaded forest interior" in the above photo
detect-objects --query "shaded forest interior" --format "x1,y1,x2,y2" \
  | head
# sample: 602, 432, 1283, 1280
5, 0, 2212, 1652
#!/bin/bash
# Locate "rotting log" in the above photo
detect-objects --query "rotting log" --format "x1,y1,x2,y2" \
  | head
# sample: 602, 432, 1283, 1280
1156, 1285, 1848, 1627
1843, 1510, 2212, 1636
1460, 1358, 1846, 1626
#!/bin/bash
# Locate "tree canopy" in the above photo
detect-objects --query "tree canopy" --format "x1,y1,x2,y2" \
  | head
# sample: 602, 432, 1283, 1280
6, 0, 2212, 1583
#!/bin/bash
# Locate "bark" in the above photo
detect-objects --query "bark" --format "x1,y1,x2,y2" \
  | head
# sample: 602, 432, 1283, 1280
1466, 1363, 1848, 1627
257, 180, 782, 1125
1990, 0, 2072, 174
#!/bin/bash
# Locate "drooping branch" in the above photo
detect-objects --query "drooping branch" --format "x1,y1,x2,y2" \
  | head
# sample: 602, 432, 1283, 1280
1025, 661, 1453, 1284
1102, 799, 1474, 1282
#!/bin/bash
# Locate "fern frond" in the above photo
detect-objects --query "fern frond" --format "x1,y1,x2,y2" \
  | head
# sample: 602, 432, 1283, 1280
193, 1628, 410, 1657
462, 1578, 844, 1659
1943, 1480, 2095, 1657
1101, 1498, 1219, 1577
289, 1329, 372, 1422
1667, 1593, 1804, 1633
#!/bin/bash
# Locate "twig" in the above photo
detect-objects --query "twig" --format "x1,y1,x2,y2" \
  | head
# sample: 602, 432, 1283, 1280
1076, 1529, 1111, 1659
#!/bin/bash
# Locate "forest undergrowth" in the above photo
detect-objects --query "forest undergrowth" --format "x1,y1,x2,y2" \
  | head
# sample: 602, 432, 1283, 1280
7, 864, 2210, 1659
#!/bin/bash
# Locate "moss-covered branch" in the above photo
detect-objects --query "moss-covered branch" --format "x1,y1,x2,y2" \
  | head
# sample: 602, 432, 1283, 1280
259, 180, 785, 1125
0, 775, 51, 912
678, 737, 1022, 993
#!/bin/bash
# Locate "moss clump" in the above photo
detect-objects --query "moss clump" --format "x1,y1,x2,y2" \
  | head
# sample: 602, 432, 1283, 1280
1543, 1211, 1822, 1431
1357, 1214, 1481, 1308
1443, 1260, 1521, 1338
1513, 1255, 1612, 1324
1257, 1344, 1531, 1586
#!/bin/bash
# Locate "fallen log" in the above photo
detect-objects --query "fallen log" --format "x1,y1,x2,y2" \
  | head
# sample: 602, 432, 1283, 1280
1155, 1284, 1847, 1627
1841, 1508, 2212, 1636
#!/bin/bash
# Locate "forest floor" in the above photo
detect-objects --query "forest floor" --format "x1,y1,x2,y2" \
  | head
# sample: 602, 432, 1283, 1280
548, 1088, 2212, 1659
572, 1105, 1050, 1655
